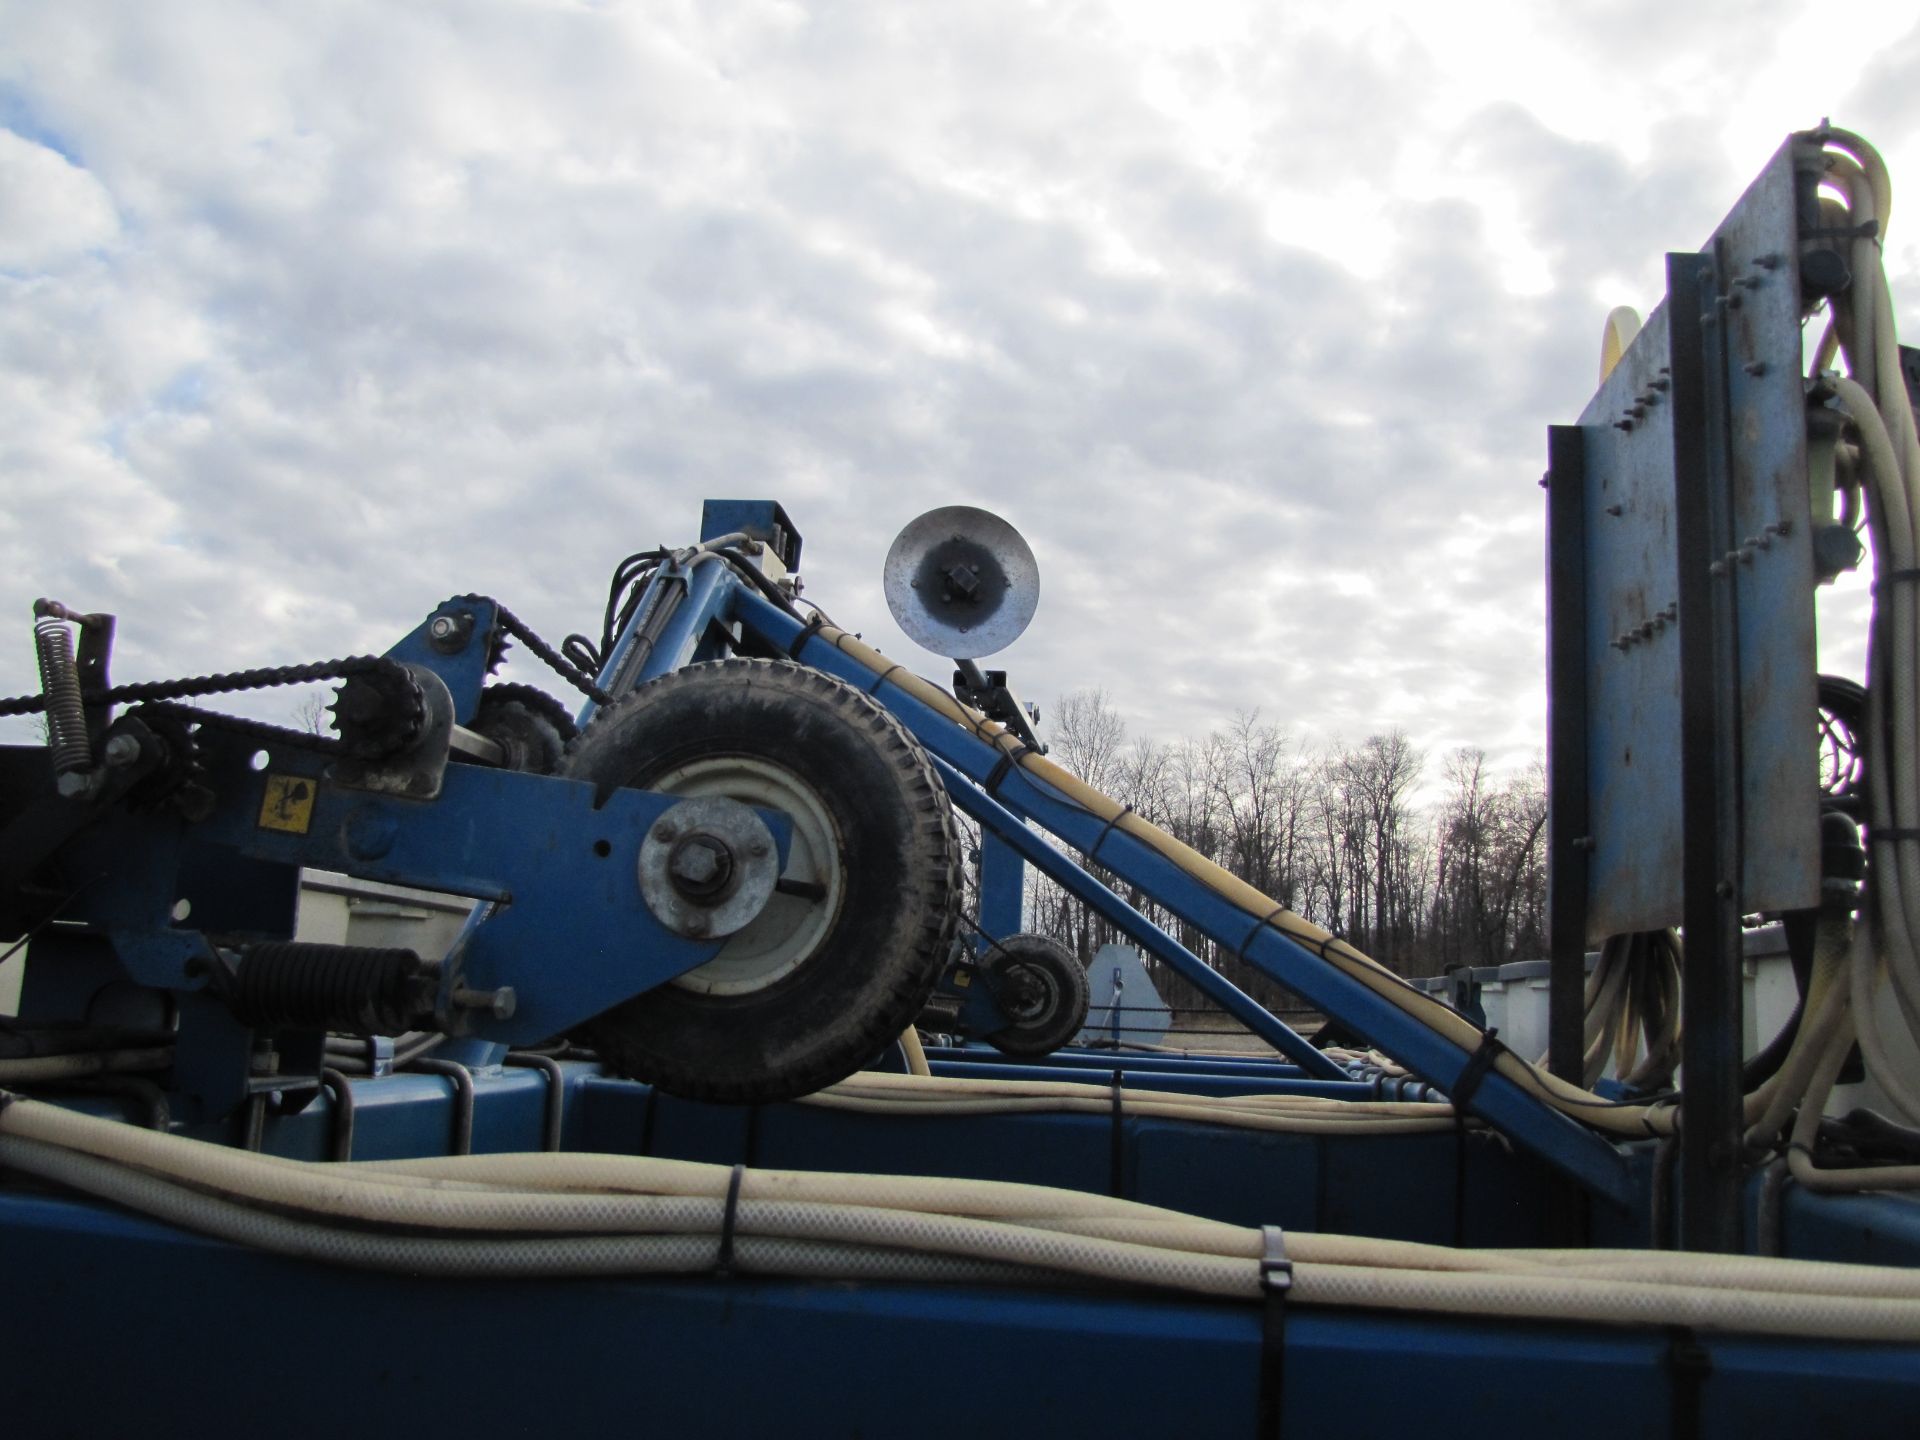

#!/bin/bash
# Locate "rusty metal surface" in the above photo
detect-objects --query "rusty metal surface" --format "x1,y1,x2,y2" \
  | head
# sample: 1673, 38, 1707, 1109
1567, 138, 1820, 942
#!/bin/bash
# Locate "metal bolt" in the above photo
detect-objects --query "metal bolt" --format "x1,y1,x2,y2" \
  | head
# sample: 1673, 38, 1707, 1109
668, 836, 729, 889
451, 985, 517, 1020
1738, 546, 1756, 564
103, 734, 142, 767
427, 612, 473, 654
1709, 560, 1727, 577
1770, 519, 1792, 537
746, 837, 770, 859
652, 819, 678, 843
1615, 419, 1635, 433
1753, 253, 1781, 270
1735, 275, 1764, 290
1649, 376, 1670, 391
1637, 621, 1656, 640
1744, 361, 1768, 377
683, 912, 711, 937
1605, 504, 1624, 517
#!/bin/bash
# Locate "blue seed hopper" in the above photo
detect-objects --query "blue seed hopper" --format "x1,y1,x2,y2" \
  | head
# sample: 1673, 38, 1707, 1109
4, 126, 1920, 1436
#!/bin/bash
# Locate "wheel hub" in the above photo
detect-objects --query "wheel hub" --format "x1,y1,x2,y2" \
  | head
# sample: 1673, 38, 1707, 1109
636, 795, 780, 944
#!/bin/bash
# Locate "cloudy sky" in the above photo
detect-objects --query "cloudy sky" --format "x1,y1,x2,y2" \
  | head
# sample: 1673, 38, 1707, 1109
3, 1, 1917, 791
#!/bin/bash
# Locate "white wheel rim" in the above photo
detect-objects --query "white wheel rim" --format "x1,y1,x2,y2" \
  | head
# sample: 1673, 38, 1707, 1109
650, 755, 845, 996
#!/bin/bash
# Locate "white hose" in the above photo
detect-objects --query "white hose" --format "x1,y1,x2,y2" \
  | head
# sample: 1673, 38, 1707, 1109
0, 1048, 175, 1082
8, 1095, 1920, 1340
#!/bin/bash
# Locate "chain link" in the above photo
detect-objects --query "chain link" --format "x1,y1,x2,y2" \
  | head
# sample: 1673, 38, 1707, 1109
0, 655, 398, 718
2, 600, 603, 759
465, 597, 612, 705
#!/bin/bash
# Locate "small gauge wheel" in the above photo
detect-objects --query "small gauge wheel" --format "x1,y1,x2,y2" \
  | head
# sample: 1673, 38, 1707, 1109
562, 659, 962, 1103
983, 933, 1091, 1058
1818, 674, 1867, 817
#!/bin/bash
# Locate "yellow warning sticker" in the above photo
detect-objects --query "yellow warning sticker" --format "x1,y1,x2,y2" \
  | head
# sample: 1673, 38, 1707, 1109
258, 775, 317, 835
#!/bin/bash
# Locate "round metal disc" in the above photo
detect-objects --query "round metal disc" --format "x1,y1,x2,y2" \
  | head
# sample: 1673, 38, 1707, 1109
883, 505, 1039, 659
636, 795, 780, 943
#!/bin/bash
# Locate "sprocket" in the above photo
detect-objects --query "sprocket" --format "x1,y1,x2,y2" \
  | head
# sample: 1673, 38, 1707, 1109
469, 683, 577, 775
329, 665, 427, 760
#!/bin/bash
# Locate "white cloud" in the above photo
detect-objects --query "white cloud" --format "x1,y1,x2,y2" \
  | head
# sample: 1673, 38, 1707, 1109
0, 0, 1914, 801
0, 128, 118, 268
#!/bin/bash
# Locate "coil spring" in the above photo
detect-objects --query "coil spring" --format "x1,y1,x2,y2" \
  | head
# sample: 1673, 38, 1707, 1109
33, 614, 91, 774
231, 942, 440, 1036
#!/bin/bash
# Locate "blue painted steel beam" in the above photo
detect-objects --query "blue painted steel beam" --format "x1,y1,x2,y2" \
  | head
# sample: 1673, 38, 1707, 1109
731, 591, 1632, 1205
931, 752, 1348, 1082
976, 829, 1025, 939
4, 1189, 1916, 1437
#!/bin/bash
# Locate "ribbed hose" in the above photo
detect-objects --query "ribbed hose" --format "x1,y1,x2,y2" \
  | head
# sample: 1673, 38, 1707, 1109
9, 1098, 1920, 1340
32, 613, 89, 774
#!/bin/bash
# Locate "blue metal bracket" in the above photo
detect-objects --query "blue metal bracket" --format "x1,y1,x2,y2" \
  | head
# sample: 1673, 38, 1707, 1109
733, 590, 1633, 1205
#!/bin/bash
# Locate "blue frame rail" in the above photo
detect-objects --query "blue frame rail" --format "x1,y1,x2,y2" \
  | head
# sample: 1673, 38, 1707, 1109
726, 587, 1634, 1206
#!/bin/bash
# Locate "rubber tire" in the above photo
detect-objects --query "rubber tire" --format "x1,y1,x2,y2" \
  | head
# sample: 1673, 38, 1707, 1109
564, 658, 961, 1103
983, 933, 1091, 1058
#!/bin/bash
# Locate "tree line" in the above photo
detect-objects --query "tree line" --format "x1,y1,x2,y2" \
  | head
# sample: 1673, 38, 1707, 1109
986, 690, 1548, 1016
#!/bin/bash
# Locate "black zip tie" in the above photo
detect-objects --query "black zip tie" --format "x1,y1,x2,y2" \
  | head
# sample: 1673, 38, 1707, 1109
983, 744, 1033, 798
1871, 568, 1920, 594
1087, 805, 1134, 866
1256, 1224, 1293, 1439
1448, 1027, 1506, 1115
786, 614, 825, 659
1666, 1326, 1711, 1440
715, 1161, 746, 1279
1108, 1069, 1126, 1198
1236, 905, 1289, 964
866, 664, 906, 695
